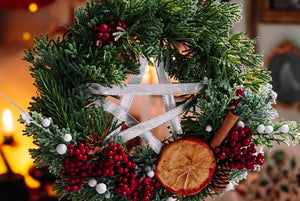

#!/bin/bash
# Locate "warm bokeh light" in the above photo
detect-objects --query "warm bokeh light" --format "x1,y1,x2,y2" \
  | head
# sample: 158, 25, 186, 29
22, 32, 31, 41
28, 3, 38, 13
0, 51, 39, 188
2, 109, 14, 133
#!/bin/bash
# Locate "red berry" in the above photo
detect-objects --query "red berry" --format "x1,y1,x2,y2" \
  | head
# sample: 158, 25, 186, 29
257, 153, 264, 159
107, 150, 114, 156
118, 167, 124, 175
81, 171, 87, 177
235, 153, 241, 160
246, 152, 253, 159
112, 145, 118, 152
65, 185, 71, 192
116, 21, 122, 27
228, 162, 234, 169
103, 32, 110, 41
80, 149, 86, 154
239, 129, 245, 138
99, 23, 108, 33
75, 149, 81, 155
246, 164, 254, 170
218, 152, 227, 160
109, 21, 115, 26
230, 141, 236, 147
230, 130, 239, 141
95, 32, 103, 39
71, 185, 79, 192
108, 141, 115, 148
231, 146, 239, 152
92, 26, 98, 32
235, 162, 241, 169
257, 157, 264, 165
241, 148, 247, 154
244, 126, 250, 133
121, 191, 127, 197
130, 173, 136, 179
114, 187, 122, 194
64, 158, 70, 164
236, 88, 244, 96
143, 177, 150, 184
96, 39, 103, 46
232, 125, 239, 130
78, 142, 85, 149
242, 137, 251, 146
117, 144, 123, 150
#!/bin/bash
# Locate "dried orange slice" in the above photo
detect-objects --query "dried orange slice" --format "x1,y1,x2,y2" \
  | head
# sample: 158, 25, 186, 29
155, 138, 216, 195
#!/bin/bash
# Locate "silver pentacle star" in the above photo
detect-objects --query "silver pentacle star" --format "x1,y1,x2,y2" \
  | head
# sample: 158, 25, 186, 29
90, 57, 203, 153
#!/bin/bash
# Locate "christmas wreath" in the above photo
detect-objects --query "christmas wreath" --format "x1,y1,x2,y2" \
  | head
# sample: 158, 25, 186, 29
16, 0, 300, 201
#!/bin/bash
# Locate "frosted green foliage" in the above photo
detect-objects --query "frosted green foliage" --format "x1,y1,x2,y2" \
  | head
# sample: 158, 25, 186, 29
236, 84, 278, 124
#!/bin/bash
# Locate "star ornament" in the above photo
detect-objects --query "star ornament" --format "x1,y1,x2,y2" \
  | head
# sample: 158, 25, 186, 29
89, 57, 204, 153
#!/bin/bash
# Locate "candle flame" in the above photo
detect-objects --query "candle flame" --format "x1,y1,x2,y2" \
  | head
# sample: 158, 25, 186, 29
2, 109, 14, 133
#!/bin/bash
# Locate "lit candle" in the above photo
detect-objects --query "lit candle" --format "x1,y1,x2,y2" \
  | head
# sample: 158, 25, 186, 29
2, 109, 14, 134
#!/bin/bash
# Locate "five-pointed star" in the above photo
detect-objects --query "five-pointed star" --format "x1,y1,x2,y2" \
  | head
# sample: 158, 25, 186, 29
90, 57, 203, 153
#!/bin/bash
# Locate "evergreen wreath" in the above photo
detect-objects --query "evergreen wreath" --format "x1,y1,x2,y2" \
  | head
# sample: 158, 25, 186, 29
17, 0, 300, 201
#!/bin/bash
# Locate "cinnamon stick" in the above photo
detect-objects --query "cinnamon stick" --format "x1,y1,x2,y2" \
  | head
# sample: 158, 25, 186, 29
210, 112, 239, 149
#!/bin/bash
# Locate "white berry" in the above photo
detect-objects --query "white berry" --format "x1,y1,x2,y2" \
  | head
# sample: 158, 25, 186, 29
42, 118, 51, 127
281, 124, 289, 133
166, 197, 176, 201
147, 170, 155, 178
257, 124, 265, 133
237, 121, 244, 128
21, 112, 31, 123
56, 144, 67, 155
63, 134, 72, 142
88, 179, 97, 187
96, 183, 107, 194
206, 125, 212, 132
265, 125, 273, 134
104, 191, 111, 199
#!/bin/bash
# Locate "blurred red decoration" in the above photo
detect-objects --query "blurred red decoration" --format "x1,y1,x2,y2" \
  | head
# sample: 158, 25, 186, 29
0, 0, 54, 10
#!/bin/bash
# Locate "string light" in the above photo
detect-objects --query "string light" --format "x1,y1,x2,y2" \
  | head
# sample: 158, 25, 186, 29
22, 32, 31, 41
28, 3, 38, 13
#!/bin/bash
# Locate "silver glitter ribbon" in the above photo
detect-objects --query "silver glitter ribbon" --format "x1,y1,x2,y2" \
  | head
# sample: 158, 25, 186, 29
90, 57, 203, 153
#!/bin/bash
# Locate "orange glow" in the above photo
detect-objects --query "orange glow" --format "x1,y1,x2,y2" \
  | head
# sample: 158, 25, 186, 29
0, 52, 40, 189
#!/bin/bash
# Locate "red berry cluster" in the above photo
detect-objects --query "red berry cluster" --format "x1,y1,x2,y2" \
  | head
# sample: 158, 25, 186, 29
215, 125, 265, 170
92, 21, 127, 46
115, 176, 159, 201
92, 142, 159, 201
91, 142, 130, 177
229, 88, 244, 112
62, 142, 91, 192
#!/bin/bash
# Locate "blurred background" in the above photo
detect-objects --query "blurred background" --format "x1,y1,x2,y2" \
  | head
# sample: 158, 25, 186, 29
0, 0, 300, 200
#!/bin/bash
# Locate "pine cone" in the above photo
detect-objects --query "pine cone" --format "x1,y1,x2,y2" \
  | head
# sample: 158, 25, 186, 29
211, 164, 231, 193
85, 133, 104, 160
